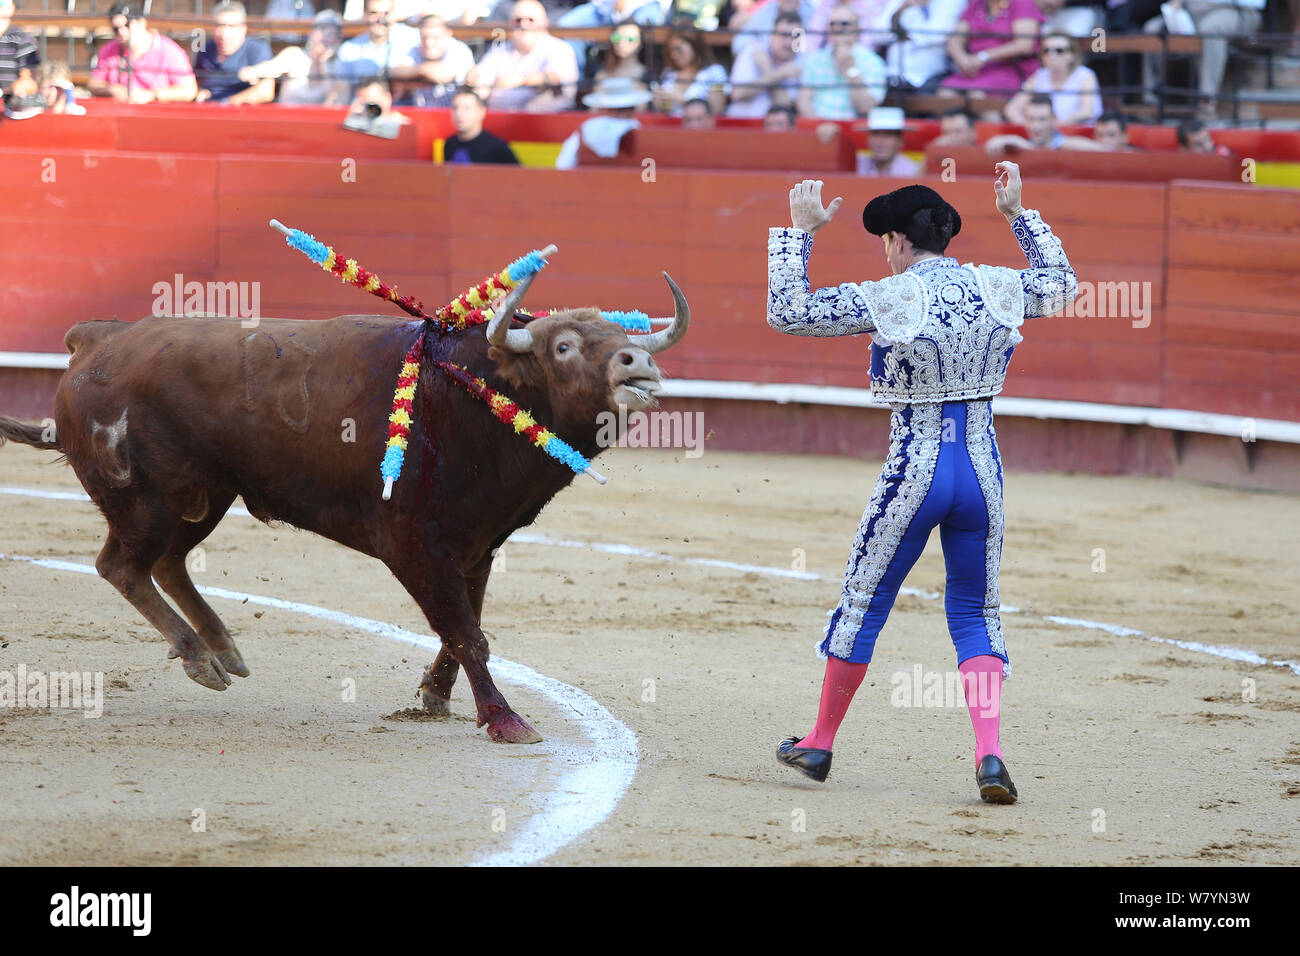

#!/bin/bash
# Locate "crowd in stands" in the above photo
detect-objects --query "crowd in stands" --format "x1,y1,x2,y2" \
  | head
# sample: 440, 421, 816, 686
0, 0, 1293, 162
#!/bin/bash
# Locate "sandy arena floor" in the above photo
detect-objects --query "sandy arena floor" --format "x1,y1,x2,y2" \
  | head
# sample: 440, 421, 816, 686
1, 441, 1298, 866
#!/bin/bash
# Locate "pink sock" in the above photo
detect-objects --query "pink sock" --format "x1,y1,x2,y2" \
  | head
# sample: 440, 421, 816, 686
959, 655, 1004, 762
797, 658, 868, 751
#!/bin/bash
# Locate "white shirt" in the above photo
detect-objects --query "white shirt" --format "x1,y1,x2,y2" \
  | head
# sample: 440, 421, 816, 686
884, 0, 965, 89
726, 45, 804, 118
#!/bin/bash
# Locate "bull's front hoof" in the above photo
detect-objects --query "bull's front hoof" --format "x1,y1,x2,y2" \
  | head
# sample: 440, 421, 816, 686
183, 655, 232, 691
216, 646, 250, 679
486, 712, 543, 745
419, 687, 452, 717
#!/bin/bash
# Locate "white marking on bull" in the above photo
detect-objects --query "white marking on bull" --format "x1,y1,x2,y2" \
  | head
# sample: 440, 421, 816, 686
91, 409, 131, 486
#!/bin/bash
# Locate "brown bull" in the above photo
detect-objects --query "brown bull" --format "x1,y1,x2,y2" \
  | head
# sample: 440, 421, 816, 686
0, 264, 689, 743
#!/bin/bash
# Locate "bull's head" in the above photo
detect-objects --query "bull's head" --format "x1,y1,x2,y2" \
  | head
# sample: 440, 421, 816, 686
483, 265, 690, 439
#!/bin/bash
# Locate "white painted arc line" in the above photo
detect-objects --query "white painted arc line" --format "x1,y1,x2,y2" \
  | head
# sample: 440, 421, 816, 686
0, 551, 638, 868
2, 485, 1297, 677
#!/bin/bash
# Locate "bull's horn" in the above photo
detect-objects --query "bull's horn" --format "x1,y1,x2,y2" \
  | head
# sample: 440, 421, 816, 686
485, 244, 556, 354
627, 272, 690, 354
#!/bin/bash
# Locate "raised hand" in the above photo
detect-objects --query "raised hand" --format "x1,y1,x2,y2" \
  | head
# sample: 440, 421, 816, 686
994, 161, 1025, 217
789, 179, 843, 235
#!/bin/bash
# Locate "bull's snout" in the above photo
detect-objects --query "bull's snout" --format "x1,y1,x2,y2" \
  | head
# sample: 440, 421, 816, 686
610, 347, 663, 410
614, 347, 658, 380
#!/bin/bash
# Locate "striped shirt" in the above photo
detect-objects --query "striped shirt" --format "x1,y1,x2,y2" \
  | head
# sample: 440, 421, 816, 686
0, 26, 40, 92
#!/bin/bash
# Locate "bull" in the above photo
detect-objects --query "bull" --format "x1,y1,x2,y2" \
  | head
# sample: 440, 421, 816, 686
0, 263, 689, 744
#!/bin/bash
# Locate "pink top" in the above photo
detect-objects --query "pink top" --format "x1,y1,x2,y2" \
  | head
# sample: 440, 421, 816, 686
856, 152, 921, 177
91, 33, 195, 90
941, 0, 1043, 94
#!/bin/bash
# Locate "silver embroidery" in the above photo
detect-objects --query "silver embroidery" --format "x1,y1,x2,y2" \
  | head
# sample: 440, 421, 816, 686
826, 404, 943, 659
964, 402, 1011, 680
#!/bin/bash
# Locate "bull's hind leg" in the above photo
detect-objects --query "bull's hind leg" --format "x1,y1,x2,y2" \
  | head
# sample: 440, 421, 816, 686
418, 561, 487, 716
393, 558, 540, 744
96, 530, 232, 691
151, 492, 250, 679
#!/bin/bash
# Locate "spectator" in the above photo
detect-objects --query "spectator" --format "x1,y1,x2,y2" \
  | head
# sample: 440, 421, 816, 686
764, 102, 798, 128
733, 0, 817, 56
238, 9, 350, 105
0, 0, 39, 96
1177, 116, 1232, 155
796, 3, 887, 119
932, 105, 978, 145
556, 0, 666, 68
1102, 0, 1161, 101
337, 0, 419, 82
1004, 31, 1100, 125
651, 24, 728, 116
593, 21, 648, 84
940, 0, 1043, 100
36, 59, 85, 115
266, 0, 317, 43
388, 13, 475, 107
88, 4, 197, 103
884, 0, 966, 92
556, 74, 650, 167
805, 0, 896, 52
856, 105, 921, 175
1142, 0, 1264, 117
195, 2, 274, 104
1032, 0, 1102, 37
443, 85, 520, 163
727, 10, 805, 117
682, 96, 717, 129
342, 77, 410, 137
1092, 110, 1133, 151
985, 91, 1104, 150
467, 0, 580, 112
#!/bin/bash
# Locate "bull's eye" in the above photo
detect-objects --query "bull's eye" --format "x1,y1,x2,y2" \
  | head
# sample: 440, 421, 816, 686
557, 343, 569, 354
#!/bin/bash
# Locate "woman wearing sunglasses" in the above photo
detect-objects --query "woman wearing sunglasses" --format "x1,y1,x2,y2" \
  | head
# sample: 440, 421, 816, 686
1004, 31, 1101, 125
593, 21, 647, 84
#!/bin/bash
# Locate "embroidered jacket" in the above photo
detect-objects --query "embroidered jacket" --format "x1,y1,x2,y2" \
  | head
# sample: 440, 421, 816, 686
766, 210, 1077, 404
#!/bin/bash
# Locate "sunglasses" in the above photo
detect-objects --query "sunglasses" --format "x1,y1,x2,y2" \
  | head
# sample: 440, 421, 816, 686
829, 19, 858, 28
511, 15, 539, 24
1042, 45, 1071, 53
610, 31, 638, 42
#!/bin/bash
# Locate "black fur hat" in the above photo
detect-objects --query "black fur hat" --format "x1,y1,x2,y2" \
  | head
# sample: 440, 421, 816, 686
862, 184, 961, 239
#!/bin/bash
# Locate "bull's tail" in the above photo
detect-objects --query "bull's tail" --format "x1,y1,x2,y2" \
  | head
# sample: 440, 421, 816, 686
0, 416, 63, 451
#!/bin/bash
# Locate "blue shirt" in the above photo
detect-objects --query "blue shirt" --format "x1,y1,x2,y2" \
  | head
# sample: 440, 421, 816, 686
196, 37, 272, 101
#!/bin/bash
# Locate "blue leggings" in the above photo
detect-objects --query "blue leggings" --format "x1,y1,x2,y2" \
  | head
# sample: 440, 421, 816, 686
820, 401, 1009, 673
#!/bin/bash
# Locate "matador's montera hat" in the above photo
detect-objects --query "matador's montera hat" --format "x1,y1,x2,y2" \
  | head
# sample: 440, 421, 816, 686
862, 184, 962, 239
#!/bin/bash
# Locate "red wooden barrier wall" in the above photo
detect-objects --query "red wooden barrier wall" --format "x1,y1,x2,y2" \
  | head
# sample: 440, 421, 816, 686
1, 119, 1298, 423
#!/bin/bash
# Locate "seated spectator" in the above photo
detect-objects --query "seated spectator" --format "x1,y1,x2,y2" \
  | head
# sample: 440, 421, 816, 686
1032, 0, 1102, 37
556, 74, 650, 168
682, 96, 717, 129
1177, 116, 1232, 155
985, 91, 1104, 151
764, 103, 798, 129
342, 77, 410, 138
467, 0, 580, 112
592, 21, 648, 85
884, 0, 965, 92
940, 0, 1043, 100
805, 0, 897, 53
932, 105, 978, 145
88, 4, 197, 103
796, 3, 887, 119
727, 10, 804, 118
1142, 0, 1264, 118
0, 0, 40, 97
36, 59, 86, 115
388, 13, 475, 107
1092, 110, 1134, 151
733, 0, 817, 56
651, 24, 728, 116
556, 0, 666, 67
443, 85, 520, 163
1004, 31, 1100, 125
856, 105, 921, 175
266, 0, 318, 43
238, 9, 350, 105
337, 0, 419, 82
195, 2, 274, 104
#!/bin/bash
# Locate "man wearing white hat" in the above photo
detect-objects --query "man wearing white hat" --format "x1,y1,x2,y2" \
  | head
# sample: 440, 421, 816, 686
856, 106, 920, 177
555, 76, 652, 169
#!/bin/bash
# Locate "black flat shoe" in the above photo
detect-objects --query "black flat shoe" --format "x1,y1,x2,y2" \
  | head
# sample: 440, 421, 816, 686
776, 735, 832, 782
976, 754, 1018, 804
